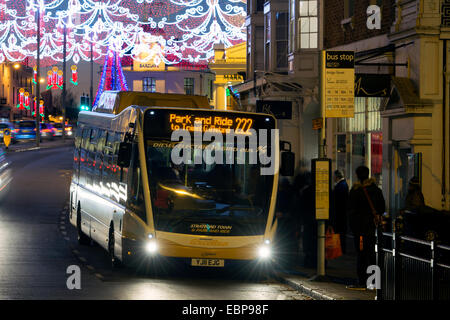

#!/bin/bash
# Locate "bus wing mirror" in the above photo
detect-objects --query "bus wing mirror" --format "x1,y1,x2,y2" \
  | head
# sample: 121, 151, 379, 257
280, 151, 295, 176
118, 142, 132, 168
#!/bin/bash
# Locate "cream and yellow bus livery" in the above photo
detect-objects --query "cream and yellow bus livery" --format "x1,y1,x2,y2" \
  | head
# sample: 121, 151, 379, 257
70, 91, 294, 273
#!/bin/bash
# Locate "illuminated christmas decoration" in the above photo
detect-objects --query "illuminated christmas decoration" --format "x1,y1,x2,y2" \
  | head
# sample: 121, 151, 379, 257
93, 47, 129, 108
32, 66, 37, 84
39, 99, 44, 118
70, 65, 78, 85
0, 1, 246, 66
46, 66, 63, 90
24, 91, 30, 110
32, 98, 45, 121
17, 88, 25, 109
57, 69, 63, 87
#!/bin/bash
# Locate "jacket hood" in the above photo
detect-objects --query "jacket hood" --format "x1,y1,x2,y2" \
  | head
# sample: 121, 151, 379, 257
352, 178, 377, 190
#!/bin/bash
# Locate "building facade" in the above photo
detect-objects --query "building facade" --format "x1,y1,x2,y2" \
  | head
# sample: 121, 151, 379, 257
208, 43, 246, 110
0, 62, 33, 120
123, 60, 215, 107
324, 0, 450, 213
235, 0, 324, 174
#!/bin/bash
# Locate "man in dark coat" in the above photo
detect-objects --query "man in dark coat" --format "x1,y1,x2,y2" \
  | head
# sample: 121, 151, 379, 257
330, 170, 349, 254
294, 172, 317, 268
347, 166, 385, 289
275, 179, 297, 267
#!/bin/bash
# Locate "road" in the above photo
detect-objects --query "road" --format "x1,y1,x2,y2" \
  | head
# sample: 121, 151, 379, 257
0, 145, 309, 300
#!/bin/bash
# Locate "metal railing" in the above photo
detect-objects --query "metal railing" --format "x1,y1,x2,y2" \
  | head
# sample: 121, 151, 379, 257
376, 227, 450, 300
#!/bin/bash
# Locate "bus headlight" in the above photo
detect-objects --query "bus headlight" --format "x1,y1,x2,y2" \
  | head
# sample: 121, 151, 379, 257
145, 240, 158, 254
258, 243, 272, 259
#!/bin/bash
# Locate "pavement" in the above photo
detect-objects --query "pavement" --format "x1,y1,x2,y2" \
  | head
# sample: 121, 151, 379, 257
2, 137, 74, 153
274, 236, 377, 300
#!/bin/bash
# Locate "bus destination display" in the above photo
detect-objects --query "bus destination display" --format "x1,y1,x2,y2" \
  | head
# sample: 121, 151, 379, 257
169, 113, 253, 134
145, 109, 275, 139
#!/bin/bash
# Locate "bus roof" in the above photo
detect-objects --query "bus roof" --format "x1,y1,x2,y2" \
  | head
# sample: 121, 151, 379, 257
93, 91, 211, 114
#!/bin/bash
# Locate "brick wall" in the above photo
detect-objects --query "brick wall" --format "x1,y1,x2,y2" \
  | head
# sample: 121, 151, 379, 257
324, 0, 395, 49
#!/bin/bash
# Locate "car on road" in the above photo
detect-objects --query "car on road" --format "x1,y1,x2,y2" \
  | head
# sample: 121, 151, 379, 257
15, 120, 56, 141
15, 120, 37, 141
51, 122, 74, 138
0, 121, 17, 144
51, 122, 71, 137
40, 123, 56, 141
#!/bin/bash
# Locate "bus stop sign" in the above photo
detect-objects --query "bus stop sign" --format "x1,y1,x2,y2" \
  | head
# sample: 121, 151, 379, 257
3, 128, 11, 148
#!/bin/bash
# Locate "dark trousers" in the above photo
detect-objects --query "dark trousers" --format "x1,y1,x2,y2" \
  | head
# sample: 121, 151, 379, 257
302, 222, 318, 268
339, 232, 347, 255
353, 234, 376, 286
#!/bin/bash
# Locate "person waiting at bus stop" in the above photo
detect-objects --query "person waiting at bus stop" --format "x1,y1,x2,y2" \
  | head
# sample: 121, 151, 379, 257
275, 178, 297, 268
347, 166, 385, 290
330, 170, 349, 254
294, 171, 317, 269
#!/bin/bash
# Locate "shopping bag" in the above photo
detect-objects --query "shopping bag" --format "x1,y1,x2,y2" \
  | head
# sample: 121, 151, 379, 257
325, 227, 342, 260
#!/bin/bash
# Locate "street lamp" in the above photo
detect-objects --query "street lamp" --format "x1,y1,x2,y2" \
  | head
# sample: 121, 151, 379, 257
13, 63, 20, 69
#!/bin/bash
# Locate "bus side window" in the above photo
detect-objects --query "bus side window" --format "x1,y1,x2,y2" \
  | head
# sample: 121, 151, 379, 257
74, 126, 82, 149
127, 143, 145, 222
87, 129, 99, 188
94, 129, 106, 192
79, 128, 91, 186
73, 126, 82, 183
115, 132, 128, 205
108, 132, 123, 203
104, 131, 115, 201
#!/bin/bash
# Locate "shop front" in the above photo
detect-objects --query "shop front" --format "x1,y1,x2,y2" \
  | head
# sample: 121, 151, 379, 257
333, 74, 390, 187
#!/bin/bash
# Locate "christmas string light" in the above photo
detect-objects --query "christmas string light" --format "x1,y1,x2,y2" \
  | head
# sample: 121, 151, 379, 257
0, 0, 246, 66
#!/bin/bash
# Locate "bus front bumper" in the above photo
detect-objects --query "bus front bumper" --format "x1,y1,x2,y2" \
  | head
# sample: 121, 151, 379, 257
121, 237, 274, 269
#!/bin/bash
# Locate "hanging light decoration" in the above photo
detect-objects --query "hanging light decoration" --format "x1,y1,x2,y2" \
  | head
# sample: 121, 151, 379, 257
70, 65, 78, 86
17, 88, 25, 109
0, 0, 246, 66
24, 91, 30, 110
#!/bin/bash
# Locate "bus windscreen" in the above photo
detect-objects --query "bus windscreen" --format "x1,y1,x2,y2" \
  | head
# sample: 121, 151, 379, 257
143, 109, 276, 236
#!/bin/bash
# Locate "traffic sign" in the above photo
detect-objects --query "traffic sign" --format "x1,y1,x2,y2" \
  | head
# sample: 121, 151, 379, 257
312, 118, 323, 130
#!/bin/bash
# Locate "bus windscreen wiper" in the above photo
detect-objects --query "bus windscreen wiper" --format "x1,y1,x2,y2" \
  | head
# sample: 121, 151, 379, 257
216, 205, 254, 213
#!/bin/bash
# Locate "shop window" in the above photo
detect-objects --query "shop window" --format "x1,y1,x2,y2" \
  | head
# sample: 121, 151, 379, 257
184, 78, 194, 95
351, 133, 366, 182
336, 134, 347, 177
143, 77, 156, 92
371, 132, 383, 178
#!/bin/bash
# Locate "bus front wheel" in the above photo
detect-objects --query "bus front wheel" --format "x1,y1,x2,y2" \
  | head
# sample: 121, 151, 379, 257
108, 225, 122, 268
77, 205, 90, 245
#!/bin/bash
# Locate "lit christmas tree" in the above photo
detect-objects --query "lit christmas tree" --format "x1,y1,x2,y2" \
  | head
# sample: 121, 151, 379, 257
92, 46, 129, 108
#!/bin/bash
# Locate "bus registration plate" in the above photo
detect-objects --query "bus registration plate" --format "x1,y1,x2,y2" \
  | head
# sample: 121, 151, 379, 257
191, 258, 224, 267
